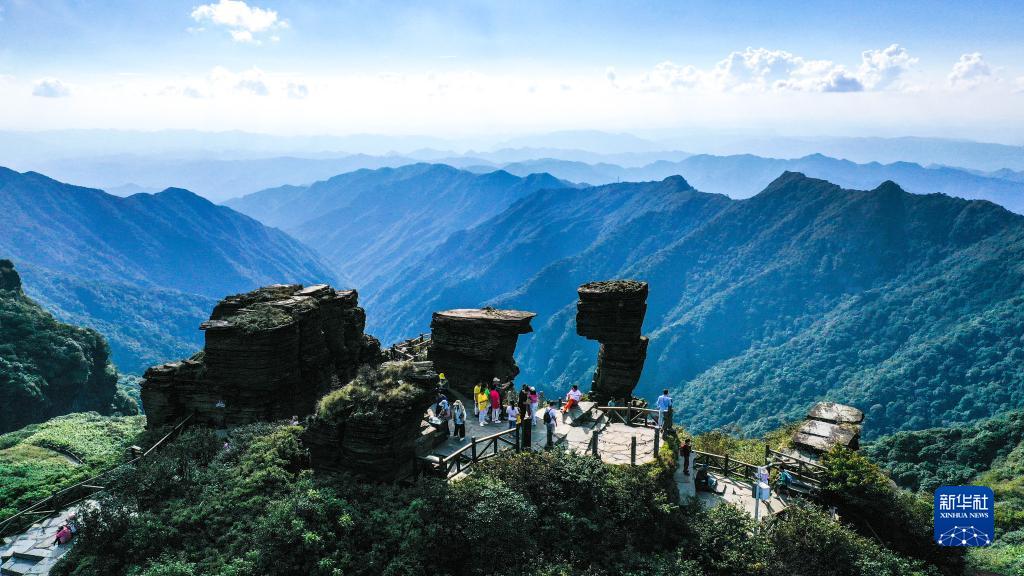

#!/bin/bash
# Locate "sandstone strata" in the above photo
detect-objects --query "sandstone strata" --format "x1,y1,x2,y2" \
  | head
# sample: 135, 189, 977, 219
428, 308, 536, 395
141, 284, 380, 429
793, 401, 864, 453
575, 280, 649, 403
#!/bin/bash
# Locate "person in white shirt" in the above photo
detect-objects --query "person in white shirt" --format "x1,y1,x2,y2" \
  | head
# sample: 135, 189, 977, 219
655, 389, 673, 429
505, 403, 519, 430
561, 384, 583, 414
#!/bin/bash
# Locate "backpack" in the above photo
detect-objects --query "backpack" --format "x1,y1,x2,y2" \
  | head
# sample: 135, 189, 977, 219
543, 409, 552, 424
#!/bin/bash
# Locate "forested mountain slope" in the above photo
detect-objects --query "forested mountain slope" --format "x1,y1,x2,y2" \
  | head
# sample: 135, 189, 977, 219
0, 167, 336, 372
371, 172, 1024, 438
0, 260, 133, 433
227, 164, 572, 284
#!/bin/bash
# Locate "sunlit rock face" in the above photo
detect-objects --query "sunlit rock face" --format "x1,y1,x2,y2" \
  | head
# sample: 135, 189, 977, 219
141, 284, 380, 429
575, 280, 649, 404
428, 308, 536, 395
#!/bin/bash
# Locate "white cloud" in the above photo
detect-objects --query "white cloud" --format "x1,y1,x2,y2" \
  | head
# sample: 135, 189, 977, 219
631, 45, 929, 94
32, 78, 71, 98
948, 52, 994, 89
236, 78, 269, 95
857, 44, 917, 90
605, 67, 617, 86
190, 0, 284, 43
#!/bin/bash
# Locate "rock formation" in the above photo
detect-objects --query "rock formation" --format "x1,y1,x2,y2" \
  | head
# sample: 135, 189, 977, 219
304, 361, 442, 481
0, 259, 20, 292
141, 284, 380, 429
575, 280, 649, 404
428, 308, 536, 395
792, 401, 864, 454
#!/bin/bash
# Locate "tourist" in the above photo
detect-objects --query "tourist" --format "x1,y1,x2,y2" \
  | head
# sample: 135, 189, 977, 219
506, 402, 519, 430
489, 381, 502, 424
518, 383, 529, 415
477, 384, 489, 426
656, 389, 673, 429
681, 438, 692, 475
452, 399, 467, 441
528, 387, 539, 425
473, 381, 483, 416
289, 415, 299, 426
561, 384, 583, 414
544, 401, 558, 449
436, 393, 451, 437
53, 524, 72, 546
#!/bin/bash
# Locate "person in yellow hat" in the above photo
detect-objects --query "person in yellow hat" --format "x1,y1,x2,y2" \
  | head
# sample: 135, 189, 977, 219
476, 382, 489, 426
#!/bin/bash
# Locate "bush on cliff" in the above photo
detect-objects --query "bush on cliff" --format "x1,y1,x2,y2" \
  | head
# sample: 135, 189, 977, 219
317, 361, 433, 423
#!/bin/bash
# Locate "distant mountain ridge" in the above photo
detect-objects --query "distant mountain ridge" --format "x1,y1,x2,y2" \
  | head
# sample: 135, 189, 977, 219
228, 164, 575, 285
0, 167, 337, 372
366, 172, 1024, 438
498, 153, 1024, 212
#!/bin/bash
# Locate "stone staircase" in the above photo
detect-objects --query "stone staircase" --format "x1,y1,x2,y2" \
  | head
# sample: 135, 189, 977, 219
0, 506, 83, 576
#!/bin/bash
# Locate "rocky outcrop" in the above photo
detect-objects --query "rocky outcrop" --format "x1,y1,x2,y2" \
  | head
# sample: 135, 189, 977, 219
428, 308, 536, 395
575, 280, 649, 403
304, 361, 441, 481
0, 259, 20, 292
141, 284, 380, 429
793, 402, 864, 454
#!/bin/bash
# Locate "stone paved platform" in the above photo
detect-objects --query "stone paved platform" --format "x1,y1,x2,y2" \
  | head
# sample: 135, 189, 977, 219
1, 504, 89, 575
676, 455, 790, 520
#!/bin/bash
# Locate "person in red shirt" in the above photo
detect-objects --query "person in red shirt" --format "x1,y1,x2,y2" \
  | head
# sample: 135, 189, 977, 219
53, 525, 72, 545
489, 379, 502, 424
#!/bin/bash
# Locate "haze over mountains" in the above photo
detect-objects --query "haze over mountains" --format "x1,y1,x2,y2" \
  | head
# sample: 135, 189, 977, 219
0, 167, 337, 372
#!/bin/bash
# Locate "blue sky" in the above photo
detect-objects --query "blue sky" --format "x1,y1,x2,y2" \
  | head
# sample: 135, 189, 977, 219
1, 0, 1022, 142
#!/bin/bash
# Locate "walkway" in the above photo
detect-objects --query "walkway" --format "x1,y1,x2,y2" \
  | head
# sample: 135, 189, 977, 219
0, 504, 88, 575
427, 396, 660, 469
676, 454, 790, 520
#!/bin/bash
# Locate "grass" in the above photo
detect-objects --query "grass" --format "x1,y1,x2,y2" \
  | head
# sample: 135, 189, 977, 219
688, 422, 800, 465
0, 413, 145, 519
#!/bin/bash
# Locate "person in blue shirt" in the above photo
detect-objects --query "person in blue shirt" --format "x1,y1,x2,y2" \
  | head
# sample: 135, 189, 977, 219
656, 389, 673, 429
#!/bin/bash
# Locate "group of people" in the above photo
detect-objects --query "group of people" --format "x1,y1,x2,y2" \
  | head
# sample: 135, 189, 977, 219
432, 377, 680, 451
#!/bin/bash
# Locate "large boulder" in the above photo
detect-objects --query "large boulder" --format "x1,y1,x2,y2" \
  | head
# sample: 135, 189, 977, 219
141, 284, 380, 429
575, 280, 649, 403
792, 401, 864, 454
428, 307, 536, 395
304, 361, 441, 481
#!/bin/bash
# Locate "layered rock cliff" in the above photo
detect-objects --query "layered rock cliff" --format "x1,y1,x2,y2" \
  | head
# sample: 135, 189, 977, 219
576, 280, 649, 403
428, 308, 536, 395
141, 284, 380, 429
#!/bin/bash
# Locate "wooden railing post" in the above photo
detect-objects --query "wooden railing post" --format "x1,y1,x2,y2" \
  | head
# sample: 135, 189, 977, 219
515, 426, 521, 452
631, 436, 637, 466
765, 444, 770, 465
627, 405, 633, 427
591, 430, 599, 456
471, 437, 478, 463
654, 427, 660, 455
724, 454, 731, 478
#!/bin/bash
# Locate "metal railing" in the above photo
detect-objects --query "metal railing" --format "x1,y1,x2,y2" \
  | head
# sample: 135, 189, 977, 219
0, 413, 194, 538
598, 405, 663, 428
414, 426, 520, 480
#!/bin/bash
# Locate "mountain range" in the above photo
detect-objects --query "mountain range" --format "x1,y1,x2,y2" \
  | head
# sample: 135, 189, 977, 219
226, 164, 572, 285
0, 167, 337, 372
357, 171, 1024, 439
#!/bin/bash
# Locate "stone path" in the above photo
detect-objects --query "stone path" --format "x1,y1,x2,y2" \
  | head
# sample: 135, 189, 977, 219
676, 455, 790, 520
0, 504, 89, 575
427, 396, 660, 467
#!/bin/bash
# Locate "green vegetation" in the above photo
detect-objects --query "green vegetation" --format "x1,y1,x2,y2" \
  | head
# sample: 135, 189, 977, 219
1, 263, 136, 434
50, 422, 950, 576
866, 412, 1024, 575
229, 303, 295, 334
0, 413, 145, 518
317, 361, 433, 423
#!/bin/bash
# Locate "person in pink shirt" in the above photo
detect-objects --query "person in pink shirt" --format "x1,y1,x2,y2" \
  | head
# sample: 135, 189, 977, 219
53, 525, 72, 545
489, 379, 502, 424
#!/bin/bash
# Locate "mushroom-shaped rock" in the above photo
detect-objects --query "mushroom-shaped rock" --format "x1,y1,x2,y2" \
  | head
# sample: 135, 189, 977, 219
428, 308, 536, 395
792, 401, 864, 454
575, 280, 649, 404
